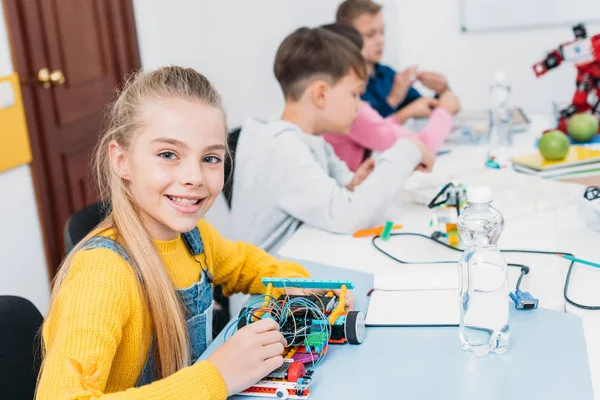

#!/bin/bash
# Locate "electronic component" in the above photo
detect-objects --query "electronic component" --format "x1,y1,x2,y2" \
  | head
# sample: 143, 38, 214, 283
228, 278, 364, 399
510, 290, 539, 310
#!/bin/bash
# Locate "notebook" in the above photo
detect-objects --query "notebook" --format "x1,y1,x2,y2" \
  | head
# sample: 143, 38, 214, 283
366, 289, 460, 327
510, 146, 600, 171
512, 162, 600, 179
365, 266, 460, 327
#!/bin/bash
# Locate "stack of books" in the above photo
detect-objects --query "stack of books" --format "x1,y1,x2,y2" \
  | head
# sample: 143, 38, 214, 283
511, 146, 600, 179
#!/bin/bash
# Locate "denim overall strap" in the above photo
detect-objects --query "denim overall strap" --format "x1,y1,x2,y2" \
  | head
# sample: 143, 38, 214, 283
181, 226, 204, 255
80, 236, 130, 262
80, 236, 144, 281
135, 227, 214, 387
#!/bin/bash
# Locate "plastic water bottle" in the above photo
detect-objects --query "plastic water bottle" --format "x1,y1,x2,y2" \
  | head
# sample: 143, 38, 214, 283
487, 72, 513, 168
458, 186, 509, 357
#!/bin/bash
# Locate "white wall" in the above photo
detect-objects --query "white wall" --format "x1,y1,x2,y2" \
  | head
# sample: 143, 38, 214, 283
133, 0, 399, 129
0, 1, 50, 315
394, 0, 600, 114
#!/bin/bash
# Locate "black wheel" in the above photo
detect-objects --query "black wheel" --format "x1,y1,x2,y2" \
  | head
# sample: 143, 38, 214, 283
344, 311, 365, 344
237, 307, 251, 330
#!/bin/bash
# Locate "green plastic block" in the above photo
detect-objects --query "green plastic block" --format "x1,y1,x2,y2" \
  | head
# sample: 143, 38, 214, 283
380, 220, 394, 241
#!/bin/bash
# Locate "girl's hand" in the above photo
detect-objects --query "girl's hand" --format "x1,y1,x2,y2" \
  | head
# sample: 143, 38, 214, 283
208, 318, 286, 395
437, 90, 461, 115
404, 97, 439, 119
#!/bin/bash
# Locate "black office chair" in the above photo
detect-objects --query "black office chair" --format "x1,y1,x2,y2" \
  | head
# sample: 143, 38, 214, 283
64, 201, 230, 338
0, 296, 43, 400
63, 200, 109, 253
223, 127, 242, 209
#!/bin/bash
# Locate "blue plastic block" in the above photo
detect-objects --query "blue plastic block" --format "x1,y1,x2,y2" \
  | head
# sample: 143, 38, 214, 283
262, 278, 355, 290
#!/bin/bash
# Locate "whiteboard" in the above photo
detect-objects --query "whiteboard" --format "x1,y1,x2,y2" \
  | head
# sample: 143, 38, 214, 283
460, 0, 600, 32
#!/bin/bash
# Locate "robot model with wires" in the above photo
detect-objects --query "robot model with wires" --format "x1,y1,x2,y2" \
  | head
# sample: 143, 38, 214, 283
231, 278, 365, 399
428, 182, 467, 248
532, 23, 600, 133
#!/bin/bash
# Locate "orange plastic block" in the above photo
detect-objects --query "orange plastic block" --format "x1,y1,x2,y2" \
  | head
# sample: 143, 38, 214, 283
446, 223, 457, 233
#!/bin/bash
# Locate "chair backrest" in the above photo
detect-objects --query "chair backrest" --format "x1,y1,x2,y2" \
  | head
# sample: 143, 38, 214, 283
223, 127, 242, 209
63, 200, 108, 253
0, 296, 43, 399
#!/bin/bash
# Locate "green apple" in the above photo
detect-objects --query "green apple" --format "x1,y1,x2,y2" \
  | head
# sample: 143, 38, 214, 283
539, 130, 570, 160
567, 113, 599, 143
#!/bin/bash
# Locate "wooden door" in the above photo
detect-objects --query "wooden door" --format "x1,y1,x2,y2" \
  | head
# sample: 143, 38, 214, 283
5, 0, 140, 275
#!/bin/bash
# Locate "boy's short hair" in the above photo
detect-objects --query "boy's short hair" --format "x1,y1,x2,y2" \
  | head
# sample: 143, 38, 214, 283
336, 0, 382, 26
321, 23, 364, 51
274, 27, 367, 101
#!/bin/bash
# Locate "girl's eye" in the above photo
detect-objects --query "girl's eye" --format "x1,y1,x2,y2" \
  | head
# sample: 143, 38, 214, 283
204, 156, 222, 164
159, 151, 177, 160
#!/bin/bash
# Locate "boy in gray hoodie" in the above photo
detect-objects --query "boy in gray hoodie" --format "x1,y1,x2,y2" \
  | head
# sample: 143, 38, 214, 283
231, 27, 434, 254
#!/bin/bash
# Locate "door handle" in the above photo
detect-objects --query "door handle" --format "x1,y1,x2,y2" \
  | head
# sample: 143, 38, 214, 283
37, 68, 65, 89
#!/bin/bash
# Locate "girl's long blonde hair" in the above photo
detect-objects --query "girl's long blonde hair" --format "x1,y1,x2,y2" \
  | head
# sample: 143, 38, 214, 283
45, 66, 226, 379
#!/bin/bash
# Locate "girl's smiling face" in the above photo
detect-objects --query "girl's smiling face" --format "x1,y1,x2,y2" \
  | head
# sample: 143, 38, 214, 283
110, 98, 227, 240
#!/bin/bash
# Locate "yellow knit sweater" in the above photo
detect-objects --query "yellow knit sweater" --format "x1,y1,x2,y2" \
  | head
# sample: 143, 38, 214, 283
36, 220, 309, 400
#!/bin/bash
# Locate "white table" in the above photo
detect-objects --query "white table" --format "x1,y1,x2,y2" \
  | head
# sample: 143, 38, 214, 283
278, 114, 600, 398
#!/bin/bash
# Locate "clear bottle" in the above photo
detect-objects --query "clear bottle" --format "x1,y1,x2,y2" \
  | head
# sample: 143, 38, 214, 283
458, 186, 509, 357
487, 72, 513, 168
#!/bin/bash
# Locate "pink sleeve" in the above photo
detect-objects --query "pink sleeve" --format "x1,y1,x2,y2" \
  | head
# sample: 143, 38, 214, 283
414, 108, 454, 154
348, 103, 453, 154
347, 103, 402, 152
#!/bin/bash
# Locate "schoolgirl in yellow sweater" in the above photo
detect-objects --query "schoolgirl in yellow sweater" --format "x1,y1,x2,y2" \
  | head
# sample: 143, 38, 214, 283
36, 66, 313, 399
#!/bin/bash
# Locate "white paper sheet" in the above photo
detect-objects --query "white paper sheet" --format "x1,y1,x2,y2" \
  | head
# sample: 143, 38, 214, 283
367, 267, 461, 326
366, 289, 460, 326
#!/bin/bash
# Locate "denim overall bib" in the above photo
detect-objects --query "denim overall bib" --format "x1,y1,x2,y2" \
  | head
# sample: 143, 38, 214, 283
81, 227, 213, 387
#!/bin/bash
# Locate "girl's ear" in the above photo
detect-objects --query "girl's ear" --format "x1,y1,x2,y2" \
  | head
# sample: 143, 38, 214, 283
309, 79, 329, 110
108, 140, 131, 180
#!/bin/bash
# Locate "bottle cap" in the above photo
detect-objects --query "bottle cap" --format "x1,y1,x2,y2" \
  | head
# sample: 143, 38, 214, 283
467, 186, 492, 203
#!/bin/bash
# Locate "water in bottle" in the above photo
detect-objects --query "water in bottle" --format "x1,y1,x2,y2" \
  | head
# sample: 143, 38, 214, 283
487, 72, 513, 168
458, 186, 509, 357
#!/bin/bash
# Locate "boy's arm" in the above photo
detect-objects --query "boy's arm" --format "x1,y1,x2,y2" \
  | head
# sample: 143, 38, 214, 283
397, 86, 422, 110
387, 66, 419, 111
272, 135, 422, 234
37, 249, 228, 400
200, 221, 309, 296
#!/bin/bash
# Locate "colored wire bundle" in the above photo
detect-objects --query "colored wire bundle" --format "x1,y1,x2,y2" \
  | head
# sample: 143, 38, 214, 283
224, 279, 334, 370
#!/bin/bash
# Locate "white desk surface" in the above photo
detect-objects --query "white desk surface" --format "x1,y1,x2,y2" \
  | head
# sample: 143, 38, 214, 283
278, 114, 600, 398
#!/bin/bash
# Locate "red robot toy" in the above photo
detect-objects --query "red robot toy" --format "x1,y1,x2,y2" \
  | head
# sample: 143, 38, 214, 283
533, 23, 600, 133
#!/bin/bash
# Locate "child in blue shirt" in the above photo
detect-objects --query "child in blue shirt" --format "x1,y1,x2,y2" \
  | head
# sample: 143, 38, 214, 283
336, 0, 456, 118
